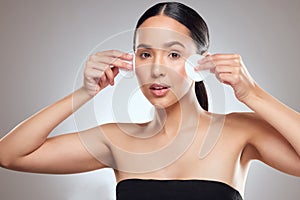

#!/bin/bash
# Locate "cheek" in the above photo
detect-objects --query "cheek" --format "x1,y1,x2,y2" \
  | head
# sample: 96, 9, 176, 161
168, 65, 192, 92
172, 63, 193, 93
179, 66, 187, 77
135, 66, 150, 86
170, 61, 188, 80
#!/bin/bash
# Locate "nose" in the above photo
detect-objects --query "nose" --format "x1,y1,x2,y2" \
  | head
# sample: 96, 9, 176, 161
151, 55, 166, 78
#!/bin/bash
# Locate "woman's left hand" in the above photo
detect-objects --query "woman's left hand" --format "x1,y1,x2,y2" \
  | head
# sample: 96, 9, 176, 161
196, 53, 257, 103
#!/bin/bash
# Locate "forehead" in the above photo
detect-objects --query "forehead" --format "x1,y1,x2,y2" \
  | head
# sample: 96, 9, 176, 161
136, 28, 194, 48
135, 16, 196, 51
139, 15, 190, 36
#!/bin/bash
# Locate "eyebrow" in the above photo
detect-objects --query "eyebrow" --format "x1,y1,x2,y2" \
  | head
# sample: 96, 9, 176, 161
164, 41, 186, 48
136, 41, 186, 49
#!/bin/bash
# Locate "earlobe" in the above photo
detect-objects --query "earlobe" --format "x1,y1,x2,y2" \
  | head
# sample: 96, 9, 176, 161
202, 51, 210, 57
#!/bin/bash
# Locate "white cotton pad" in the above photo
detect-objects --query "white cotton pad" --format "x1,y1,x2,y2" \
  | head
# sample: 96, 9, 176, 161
119, 53, 135, 79
185, 54, 210, 81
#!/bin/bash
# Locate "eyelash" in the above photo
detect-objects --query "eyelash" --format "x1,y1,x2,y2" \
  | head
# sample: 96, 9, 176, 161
139, 52, 151, 59
169, 52, 181, 59
139, 51, 181, 59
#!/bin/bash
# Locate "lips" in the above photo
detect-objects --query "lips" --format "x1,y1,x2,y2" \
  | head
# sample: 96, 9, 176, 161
149, 83, 170, 97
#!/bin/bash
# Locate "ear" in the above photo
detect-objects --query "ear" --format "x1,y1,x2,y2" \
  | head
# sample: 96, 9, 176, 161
202, 51, 210, 56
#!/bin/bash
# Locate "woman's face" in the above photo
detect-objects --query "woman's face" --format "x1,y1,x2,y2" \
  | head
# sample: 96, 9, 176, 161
134, 15, 198, 108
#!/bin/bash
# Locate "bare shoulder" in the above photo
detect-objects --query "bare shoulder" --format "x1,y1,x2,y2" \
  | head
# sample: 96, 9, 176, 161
80, 122, 128, 136
78, 122, 127, 146
223, 112, 270, 144
76, 123, 125, 170
225, 112, 268, 132
88, 122, 148, 147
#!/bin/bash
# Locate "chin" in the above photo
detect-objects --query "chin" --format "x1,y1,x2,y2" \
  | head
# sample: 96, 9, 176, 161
146, 92, 180, 109
152, 100, 177, 109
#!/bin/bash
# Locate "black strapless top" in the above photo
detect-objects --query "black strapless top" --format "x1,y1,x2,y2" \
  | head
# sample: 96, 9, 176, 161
116, 179, 243, 200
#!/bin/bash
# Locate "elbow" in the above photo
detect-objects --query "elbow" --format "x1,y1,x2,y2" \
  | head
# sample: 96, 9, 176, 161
0, 157, 24, 171
0, 148, 8, 168
0, 154, 15, 169
0, 156, 30, 173
0, 157, 12, 169
0, 144, 10, 169
0, 144, 21, 170
0, 148, 30, 171
0, 152, 20, 170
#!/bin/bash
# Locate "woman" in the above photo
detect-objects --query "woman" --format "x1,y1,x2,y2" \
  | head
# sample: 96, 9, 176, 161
0, 2, 299, 200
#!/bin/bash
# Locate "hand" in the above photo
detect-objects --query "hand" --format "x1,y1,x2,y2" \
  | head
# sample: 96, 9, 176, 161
197, 53, 257, 102
83, 50, 133, 96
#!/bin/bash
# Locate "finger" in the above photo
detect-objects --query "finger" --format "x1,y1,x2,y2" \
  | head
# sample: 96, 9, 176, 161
96, 50, 133, 61
93, 64, 118, 86
86, 60, 108, 72
195, 60, 215, 71
98, 78, 109, 90
197, 55, 242, 71
110, 59, 133, 70
199, 54, 240, 65
112, 66, 120, 77
218, 73, 240, 85
104, 67, 115, 85
88, 60, 123, 79
214, 65, 235, 74
211, 53, 241, 61
84, 68, 104, 81
212, 59, 241, 68
84, 80, 100, 95
91, 55, 133, 70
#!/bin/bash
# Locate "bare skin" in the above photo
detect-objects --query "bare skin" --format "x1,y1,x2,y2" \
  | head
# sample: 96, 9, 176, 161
0, 15, 299, 198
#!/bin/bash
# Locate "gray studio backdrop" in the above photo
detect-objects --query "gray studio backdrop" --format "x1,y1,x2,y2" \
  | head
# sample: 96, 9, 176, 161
0, 0, 299, 200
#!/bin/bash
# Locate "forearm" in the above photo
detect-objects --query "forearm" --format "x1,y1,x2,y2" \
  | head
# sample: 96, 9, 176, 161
244, 84, 300, 155
0, 87, 92, 161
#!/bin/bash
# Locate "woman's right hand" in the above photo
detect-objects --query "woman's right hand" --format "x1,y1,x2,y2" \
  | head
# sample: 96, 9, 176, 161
83, 50, 133, 96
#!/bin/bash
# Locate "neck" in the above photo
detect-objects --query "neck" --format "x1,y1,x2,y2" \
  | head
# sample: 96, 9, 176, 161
153, 83, 205, 137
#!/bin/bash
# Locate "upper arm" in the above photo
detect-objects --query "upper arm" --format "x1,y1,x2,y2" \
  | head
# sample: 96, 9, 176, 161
6, 126, 111, 174
242, 113, 300, 177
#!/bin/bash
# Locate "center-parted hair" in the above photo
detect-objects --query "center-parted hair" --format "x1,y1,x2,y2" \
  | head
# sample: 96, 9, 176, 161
134, 2, 209, 111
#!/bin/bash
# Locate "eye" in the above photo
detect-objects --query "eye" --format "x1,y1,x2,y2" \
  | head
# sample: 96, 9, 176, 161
139, 52, 151, 59
169, 52, 181, 59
